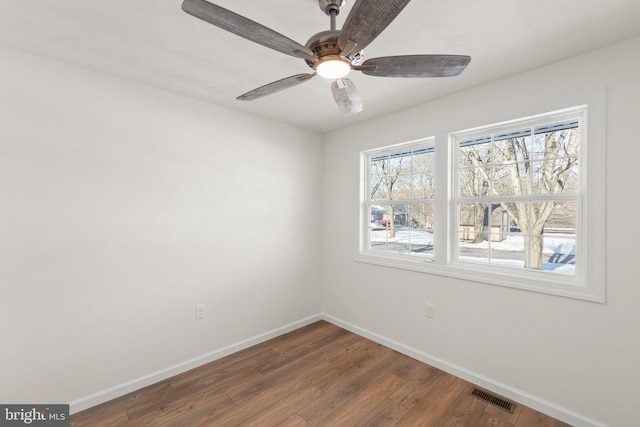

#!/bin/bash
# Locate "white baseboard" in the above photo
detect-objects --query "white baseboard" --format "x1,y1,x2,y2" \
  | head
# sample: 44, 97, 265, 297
70, 312, 606, 427
69, 314, 323, 414
321, 314, 607, 427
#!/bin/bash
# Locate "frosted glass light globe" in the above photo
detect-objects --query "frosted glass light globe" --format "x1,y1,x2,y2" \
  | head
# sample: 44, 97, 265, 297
316, 58, 351, 79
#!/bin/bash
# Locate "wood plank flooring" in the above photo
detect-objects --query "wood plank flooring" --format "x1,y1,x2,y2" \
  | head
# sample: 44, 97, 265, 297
70, 321, 570, 426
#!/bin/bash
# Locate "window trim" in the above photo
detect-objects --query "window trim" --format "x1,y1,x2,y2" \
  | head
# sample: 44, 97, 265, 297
356, 87, 606, 303
364, 137, 436, 261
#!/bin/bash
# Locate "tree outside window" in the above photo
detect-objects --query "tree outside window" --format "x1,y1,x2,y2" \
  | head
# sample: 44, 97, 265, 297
456, 119, 580, 274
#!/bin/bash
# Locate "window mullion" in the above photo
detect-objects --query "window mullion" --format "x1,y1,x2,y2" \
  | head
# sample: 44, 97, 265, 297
434, 133, 450, 266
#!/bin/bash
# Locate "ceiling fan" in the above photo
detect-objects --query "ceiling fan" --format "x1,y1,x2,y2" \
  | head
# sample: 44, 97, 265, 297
181, 0, 471, 113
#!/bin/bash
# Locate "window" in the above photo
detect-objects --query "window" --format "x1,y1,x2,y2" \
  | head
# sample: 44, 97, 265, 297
367, 140, 436, 260
454, 115, 580, 274
358, 89, 605, 302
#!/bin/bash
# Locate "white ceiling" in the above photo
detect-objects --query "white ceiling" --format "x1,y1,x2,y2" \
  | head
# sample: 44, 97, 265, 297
1, 0, 639, 133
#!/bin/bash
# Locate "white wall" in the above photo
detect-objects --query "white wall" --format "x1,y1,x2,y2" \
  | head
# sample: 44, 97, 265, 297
0, 47, 323, 408
322, 36, 640, 427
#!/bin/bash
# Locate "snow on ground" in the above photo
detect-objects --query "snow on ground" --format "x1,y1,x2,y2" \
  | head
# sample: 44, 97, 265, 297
370, 228, 575, 274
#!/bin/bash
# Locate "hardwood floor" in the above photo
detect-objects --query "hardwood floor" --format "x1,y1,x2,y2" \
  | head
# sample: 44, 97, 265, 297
70, 321, 570, 426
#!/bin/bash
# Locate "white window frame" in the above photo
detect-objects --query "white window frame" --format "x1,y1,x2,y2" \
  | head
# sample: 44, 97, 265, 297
363, 138, 436, 262
356, 88, 606, 303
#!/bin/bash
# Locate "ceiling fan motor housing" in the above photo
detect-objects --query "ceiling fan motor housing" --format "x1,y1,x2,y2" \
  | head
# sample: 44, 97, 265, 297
305, 30, 362, 70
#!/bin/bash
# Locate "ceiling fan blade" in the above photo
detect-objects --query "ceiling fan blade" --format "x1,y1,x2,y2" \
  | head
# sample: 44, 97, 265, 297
237, 73, 316, 101
331, 78, 363, 114
338, 0, 411, 57
357, 55, 471, 77
182, 0, 315, 61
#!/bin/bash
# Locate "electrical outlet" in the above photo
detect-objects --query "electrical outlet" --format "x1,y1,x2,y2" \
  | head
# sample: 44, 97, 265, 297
425, 302, 435, 319
195, 304, 205, 320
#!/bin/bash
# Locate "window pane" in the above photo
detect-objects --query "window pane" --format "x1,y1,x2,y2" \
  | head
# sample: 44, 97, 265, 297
459, 167, 490, 197
532, 132, 547, 159
369, 204, 391, 252
459, 203, 488, 243
412, 149, 435, 175
530, 201, 556, 229
487, 233, 525, 269
369, 205, 408, 253
543, 201, 577, 234
533, 128, 580, 160
493, 135, 532, 163
407, 204, 434, 258
370, 205, 388, 228
391, 174, 412, 199
458, 239, 490, 265
493, 161, 529, 196
531, 127, 580, 195
389, 152, 410, 176
510, 201, 575, 275
533, 158, 579, 194
501, 201, 529, 232
370, 179, 388, 200
412, 173, 435, 198
371, 157, 388, 174
369, 204, 435, 258
543, 236, 576, 274
459, 142, 491, 168
370, 157, 390, 200
458, 208, 492, 265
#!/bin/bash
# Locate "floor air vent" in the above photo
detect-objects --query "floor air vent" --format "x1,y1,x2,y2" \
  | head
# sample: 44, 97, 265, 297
469, 388, 516, 413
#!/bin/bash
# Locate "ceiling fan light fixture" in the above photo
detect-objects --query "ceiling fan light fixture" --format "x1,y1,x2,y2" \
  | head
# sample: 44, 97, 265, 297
181, 0, 471, 114
316, 57, 351, 79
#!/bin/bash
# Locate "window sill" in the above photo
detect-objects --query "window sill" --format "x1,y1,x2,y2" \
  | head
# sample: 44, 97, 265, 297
354, 252, 604, 303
